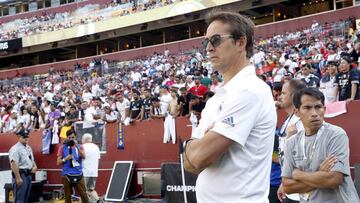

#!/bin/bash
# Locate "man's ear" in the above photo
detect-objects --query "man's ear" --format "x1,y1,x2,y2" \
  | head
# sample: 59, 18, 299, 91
294, 107, 300, 118
236, 36, 246, 50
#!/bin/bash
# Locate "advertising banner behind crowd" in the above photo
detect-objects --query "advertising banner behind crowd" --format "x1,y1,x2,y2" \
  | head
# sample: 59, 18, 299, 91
161, 163, 198, 203
0, 38, 22, 52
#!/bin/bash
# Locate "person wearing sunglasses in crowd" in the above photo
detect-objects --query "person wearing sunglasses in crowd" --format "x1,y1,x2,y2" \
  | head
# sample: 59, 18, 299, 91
183, 11, 277, 202
9, 129, 37, 203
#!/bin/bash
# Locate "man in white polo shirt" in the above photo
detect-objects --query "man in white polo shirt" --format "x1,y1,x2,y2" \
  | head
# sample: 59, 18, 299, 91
82, 133, 100, 202
183, 11, 277, 202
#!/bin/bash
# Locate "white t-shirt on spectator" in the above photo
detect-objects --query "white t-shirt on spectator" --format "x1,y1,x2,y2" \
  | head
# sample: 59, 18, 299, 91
19, 114, 31, 129
156, 64, 164, 72
327, 53, 339, 62
160, 93, 172, 114
273, 67, 287, 82
45, 81, 52, 89
82, 143, 100, 177
289, 61, 299, 74
5, 117, 17, 133
105, 111, 118, 122
91, 84, 100, 97
253, 51, 265, 65
54, 84, 62, 93
131, 72, 142, 82
164, 63, 171, 72
44, 91, 54, 102
83, 92, 93, 103
84, 106, 99, 128
116, 99, 130, 121
164, 49, 170, 57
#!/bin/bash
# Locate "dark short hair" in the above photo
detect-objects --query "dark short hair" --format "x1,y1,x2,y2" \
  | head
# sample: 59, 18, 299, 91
204, 91, 215, 98
206, 11, 254, 58
327, 61, 338, 67
293, 87, 325, 109
301, 63, 312, 69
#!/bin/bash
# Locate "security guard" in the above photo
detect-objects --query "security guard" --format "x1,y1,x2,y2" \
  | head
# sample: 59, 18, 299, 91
9, 129, 37, 203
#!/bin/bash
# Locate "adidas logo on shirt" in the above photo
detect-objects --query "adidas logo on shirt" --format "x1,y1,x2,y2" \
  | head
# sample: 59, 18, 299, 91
221, 116, 235, 127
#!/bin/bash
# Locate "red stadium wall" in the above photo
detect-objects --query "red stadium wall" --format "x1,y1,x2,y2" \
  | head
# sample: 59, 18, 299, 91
1, 102, 360, 195
0, 0, 112, 24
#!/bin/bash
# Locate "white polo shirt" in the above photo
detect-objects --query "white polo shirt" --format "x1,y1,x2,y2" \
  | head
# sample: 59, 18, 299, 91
192, 65, 277, 203
82, 143, 100, 177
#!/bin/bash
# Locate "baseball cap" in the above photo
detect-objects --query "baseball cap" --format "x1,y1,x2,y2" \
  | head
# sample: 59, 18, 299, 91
16, 129, 29, 138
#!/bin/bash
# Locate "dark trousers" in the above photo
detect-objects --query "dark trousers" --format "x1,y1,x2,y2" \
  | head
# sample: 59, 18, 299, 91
13, 173, 32, 203
62, 176, 89, 203
269, 185, 281, 203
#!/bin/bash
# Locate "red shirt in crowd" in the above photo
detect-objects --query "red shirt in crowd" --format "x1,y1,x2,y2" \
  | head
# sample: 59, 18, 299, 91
188, 85, 208, 97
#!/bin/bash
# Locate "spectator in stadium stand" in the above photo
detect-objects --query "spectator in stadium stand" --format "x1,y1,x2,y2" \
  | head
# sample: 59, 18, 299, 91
46, 102, 61, 130
65, 105, 80, 124
209, 73, 220, 91
177, 87, 191, 117
81, 133, 100, 202
309, 48, 323, 71
164, 74, 176, 87
185, 75, 195, 89
163, 88, 179, 144
281, 87, 360, 203
75, 101, 85, 121
276, 79, 306, 203
319, 61, 338, 104
115, 91, 130, 122
140, 89, 152, 120
273, 63, 287, 85
149, 97, 165, 119
188, 76, 208, 97
200, 70, 212, 88
159, 85, 172, 116
349, 39, 360, 64
183, 11, 277, 202
128, 89, 142, 121
252, 47, 265, 70
102, 105, 118, 123
297, 63, 320, 88
84, 98, 102, 126
333, 55, 360, 102
29, 105, 40, 130
57, 130, 89, 203
131, 69, 142, 87
188, 94, 205, 122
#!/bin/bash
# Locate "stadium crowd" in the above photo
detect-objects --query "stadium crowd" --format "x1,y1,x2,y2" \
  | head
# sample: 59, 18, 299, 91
0, 17, 359, 135
0, 0, 176, 41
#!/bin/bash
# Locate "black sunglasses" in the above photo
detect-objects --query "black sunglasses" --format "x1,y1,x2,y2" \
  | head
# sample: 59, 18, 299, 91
202, 34, 233, 49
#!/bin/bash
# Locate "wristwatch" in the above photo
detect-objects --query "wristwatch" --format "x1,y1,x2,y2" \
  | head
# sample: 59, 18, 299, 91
62, 158, 66, 163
